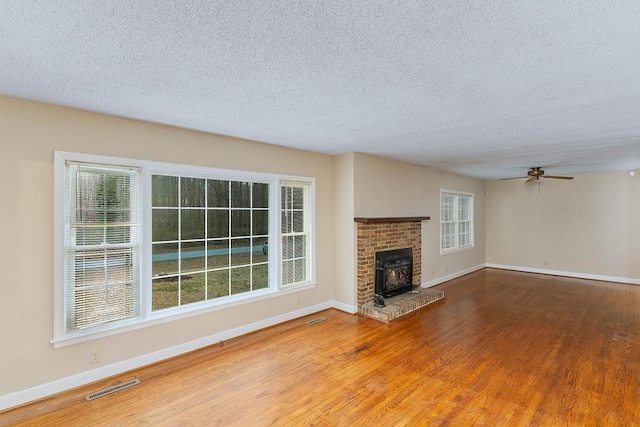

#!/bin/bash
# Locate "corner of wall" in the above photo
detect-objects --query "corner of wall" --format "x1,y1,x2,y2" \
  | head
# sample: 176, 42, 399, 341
332, 154, 357, 307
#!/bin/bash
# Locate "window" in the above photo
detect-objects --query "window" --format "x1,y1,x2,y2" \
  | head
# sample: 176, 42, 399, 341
54, 152, 315, 345
151, 176, 270, 311
281, 182, 311, 286
63, 163, 141, 331
440, 190, 474, 253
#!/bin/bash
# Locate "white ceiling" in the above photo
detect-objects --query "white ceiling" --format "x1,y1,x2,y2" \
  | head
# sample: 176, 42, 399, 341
1, 1, 639, 179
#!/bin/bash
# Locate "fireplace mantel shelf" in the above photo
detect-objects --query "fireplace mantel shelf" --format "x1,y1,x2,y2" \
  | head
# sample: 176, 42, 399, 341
354, 216, 430, 223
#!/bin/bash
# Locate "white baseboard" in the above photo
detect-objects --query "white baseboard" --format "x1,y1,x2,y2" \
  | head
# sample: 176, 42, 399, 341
0, 302, 335, 412
421, 264, 486, 288
331, 300, 358, 314
486, 263, 640, 286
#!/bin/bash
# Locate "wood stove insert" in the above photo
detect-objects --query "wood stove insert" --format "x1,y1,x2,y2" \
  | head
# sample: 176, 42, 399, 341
375, 247, 414, 303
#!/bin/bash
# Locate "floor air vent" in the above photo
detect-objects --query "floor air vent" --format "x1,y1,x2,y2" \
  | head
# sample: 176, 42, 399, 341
86, 379, 140, 401
306, 317, 326, 326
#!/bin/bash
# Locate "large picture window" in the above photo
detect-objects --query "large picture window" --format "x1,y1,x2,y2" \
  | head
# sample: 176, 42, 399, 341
151, 176, 270, 311
440, 190, 474, 253
54, 152, 315, 346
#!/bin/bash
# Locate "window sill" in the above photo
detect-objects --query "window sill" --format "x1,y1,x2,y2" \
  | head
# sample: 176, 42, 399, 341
51, 282, 316, 349
440, 245, 475, 256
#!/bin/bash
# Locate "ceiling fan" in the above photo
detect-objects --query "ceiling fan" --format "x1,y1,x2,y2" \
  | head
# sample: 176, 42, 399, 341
503, 167, 574, 183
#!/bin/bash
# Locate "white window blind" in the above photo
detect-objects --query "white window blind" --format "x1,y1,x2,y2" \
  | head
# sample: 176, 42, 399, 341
281, 181, 310, 286
441, 193, 456, 251
440, 190, 474, 253
64, 163, 140, 331
458, 194, 473, 247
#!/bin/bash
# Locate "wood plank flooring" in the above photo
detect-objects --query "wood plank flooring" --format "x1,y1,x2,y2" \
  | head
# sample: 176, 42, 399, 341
3, 268, 639, 426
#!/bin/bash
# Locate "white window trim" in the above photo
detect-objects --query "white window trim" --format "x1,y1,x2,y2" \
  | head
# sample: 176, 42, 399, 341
440, 189, 475, 255
53, 151, 316, 348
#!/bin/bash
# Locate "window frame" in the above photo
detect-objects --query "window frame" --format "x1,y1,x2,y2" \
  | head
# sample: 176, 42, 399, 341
53, 151, 316, 348
440, 189, 475, 254
62, 162, 142, 333
280, 181, 312, 287
147, 171, 273, 313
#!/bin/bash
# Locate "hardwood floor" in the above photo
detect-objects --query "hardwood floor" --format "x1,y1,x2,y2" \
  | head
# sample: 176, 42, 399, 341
3, 268, 639, 426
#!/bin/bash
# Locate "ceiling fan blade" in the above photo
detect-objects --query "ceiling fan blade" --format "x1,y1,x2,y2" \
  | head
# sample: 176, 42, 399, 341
524, 177, 536, 183
542, 176, 574, 180
501, 177, 528, 180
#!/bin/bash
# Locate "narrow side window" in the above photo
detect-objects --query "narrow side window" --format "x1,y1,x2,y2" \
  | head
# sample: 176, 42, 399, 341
280, 181, 311, 286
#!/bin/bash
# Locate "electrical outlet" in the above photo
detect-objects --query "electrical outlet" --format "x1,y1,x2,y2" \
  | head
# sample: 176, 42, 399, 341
445, 266, 448, 273
90, 350, 100, 365
296, 297, 301, 307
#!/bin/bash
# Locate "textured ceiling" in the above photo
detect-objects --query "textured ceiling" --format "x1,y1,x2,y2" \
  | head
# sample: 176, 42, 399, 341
1, 1, 639, 179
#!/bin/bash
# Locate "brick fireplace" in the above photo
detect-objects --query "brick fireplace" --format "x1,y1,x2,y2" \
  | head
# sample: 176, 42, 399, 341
355, 217, 428, 312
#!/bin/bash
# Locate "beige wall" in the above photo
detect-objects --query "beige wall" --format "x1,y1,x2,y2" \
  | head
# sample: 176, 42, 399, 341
486, 173, 640, 279
0, 96, 335, 398
352, 153, 487, 284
